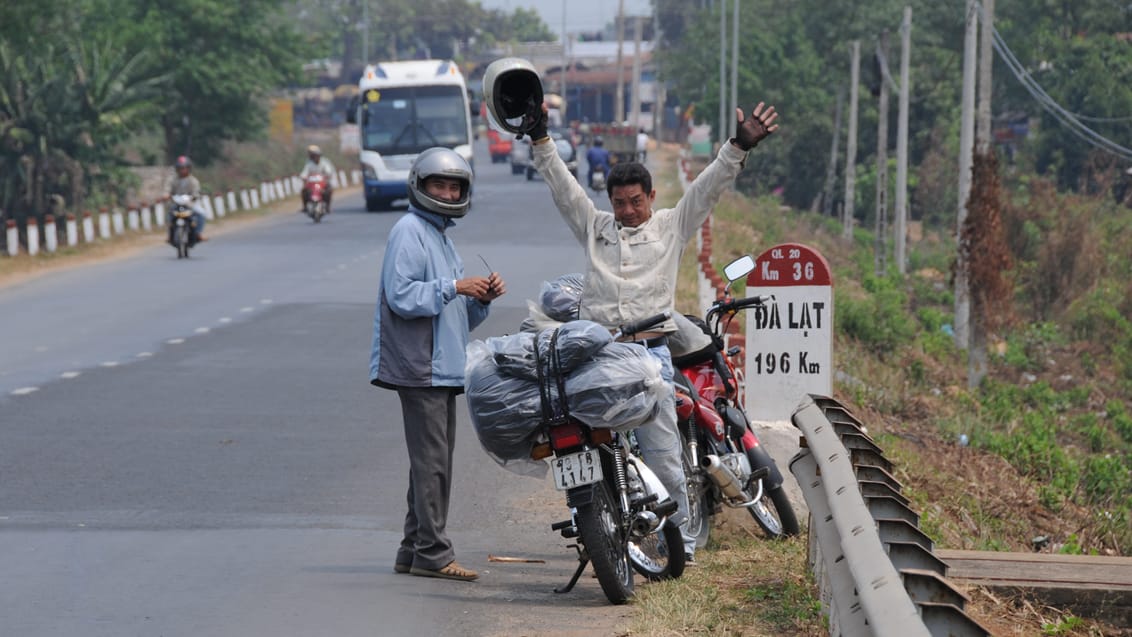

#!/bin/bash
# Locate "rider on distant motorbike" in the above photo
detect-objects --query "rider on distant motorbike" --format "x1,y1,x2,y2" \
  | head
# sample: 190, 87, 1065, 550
168, 155, 207, 242
585, 136, 611, 190
300, 145, 335, 213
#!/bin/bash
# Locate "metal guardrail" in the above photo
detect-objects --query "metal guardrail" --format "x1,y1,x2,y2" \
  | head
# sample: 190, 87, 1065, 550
790, 394, 993, 637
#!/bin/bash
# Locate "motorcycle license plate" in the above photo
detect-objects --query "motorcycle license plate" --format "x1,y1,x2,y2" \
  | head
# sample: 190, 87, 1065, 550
552, 450, 602, 490
175, 218, 185, 226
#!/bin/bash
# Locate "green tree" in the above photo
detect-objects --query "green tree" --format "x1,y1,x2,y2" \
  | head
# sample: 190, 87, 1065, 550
126, 0, 304, 165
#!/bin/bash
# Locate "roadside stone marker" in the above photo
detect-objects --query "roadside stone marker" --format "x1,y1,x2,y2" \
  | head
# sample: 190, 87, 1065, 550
744, 243, 833, 421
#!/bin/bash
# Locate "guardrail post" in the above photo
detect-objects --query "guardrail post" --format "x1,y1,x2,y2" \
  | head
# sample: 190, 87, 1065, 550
83, 211, 96, 243
111, 207, 125, 235
226, 191, 237, 212
98, 208, 111, 239
26, 217, 40, 256
140, 203, 152, 232
127, 207, 140, 231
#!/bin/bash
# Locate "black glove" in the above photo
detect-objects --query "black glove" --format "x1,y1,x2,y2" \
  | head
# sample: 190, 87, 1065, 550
522, 102, 549, 142
731, 104, 778, 151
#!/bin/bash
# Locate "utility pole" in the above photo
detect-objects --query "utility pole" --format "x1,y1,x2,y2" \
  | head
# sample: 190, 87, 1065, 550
630, 16, 642, 129
728, 0, 739, 140
969, 0, 995, 388
874, 32, 890, 277
561, 3, 567, 114
954, 0, 976, 350
718, 0, 728, 148
615, 0, 625, 124
843, 41, 860, 240
895, 7, 912, 274
822, 86, 843, 217
362, 0, 369, 67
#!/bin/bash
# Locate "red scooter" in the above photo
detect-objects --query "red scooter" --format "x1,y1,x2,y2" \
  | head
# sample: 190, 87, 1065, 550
303, 173, 330, 222
672, 257, 799, 545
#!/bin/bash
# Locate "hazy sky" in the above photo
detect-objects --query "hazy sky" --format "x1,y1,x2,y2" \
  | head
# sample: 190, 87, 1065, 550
478, 0, 653, 39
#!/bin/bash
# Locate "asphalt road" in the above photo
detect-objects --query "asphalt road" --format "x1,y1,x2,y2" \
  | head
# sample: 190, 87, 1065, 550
0, 140, 652, 636
0, 141, 804, 636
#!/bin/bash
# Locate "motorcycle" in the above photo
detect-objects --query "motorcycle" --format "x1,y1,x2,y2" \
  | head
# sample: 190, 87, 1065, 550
168, 194, 199, 259
539, 312, 685, 604
673, 256, 800, 545
303, 173, 330, 222
589, 167, 607, 193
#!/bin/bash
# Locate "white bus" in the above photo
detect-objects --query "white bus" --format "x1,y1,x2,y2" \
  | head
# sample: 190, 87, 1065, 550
347, 60, 476, 211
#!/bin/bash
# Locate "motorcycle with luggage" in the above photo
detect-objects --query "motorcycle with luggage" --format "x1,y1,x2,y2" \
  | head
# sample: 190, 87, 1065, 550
672, 256, 800, 546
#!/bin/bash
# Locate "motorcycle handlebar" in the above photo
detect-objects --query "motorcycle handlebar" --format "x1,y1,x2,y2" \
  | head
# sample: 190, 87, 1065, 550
709, 295, 773, 319
617, 312, 671, 339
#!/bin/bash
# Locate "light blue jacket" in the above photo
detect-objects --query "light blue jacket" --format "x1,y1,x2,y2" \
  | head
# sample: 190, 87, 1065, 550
369, 207, 491, 389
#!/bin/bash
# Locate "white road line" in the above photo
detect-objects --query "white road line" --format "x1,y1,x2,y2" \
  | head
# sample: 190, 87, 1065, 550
260, 299, 273, 305
240, 307, 255, 313
167, 338, 185, 345
194, 327, 210, 334
11, 387, 39, 396
60, 371, 81, 379
219, 317, 232, 324
100, 361, 119, 368
137, 352, 153, 358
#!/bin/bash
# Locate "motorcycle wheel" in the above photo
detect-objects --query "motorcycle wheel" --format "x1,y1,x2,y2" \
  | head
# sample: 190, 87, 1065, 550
575, 480, 634, 605
747, 485, 800, 539
681, 449, 712, 549
629, 519, 686, 581
175, 226, 189, 259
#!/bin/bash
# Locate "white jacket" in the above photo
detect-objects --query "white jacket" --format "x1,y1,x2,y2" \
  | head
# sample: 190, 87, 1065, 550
532, 139, 748, 333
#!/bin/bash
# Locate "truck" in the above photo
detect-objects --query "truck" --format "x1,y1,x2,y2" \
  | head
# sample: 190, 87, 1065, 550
346, 60, 476, 212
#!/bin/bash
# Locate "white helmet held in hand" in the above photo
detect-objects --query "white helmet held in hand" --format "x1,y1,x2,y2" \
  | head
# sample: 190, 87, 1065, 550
482, 57, 544, 135
407, 148, 473, 217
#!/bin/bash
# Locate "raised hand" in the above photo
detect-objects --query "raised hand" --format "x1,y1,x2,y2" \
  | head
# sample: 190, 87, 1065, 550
732, 102, 779, 150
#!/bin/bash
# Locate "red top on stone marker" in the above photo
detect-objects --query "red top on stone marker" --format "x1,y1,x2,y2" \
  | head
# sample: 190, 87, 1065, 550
747, 243, 832, 287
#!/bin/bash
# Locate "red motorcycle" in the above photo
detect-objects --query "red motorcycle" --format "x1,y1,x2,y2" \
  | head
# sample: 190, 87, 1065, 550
672, 257, 799, 545
303, 173, 330, 222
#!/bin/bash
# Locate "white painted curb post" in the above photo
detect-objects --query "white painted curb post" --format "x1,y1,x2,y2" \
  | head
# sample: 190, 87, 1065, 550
82, 211, 96, 243
44, 214, 58, 253
745, 243, 834, 421
127, 207, 140, 231
153, 200, 166, 230
201, 195, 215, 220
5, 219, 18, 256
98, 207, 112, 239
250, 189, 260, 209
239, 190, 250, 211
213, 194, 225, 218
65, 213, 78, 247
351, 169, 361, 185
140, 202, 152, 231
26, 216, 39, 256
111, 207, 125, 235
226, 191, 237, 212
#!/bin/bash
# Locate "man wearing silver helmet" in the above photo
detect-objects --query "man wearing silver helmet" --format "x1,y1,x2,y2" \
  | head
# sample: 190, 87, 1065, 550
482, 57, 780, 565
369, 147, 506, 583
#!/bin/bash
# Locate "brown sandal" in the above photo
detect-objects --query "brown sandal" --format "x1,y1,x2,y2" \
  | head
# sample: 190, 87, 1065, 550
409, 560, 478, 582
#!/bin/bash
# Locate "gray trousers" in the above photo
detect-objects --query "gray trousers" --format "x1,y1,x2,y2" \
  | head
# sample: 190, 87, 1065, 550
394, 386, 458, 571
635, 343, 695, 556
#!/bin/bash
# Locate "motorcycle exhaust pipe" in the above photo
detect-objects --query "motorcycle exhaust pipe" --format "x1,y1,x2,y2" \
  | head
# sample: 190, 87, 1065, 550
701, 454, 747, 501
630, 510, 660, 537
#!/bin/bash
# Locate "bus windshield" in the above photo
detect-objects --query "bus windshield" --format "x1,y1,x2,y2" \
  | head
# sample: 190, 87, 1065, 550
361, 85, 468, 156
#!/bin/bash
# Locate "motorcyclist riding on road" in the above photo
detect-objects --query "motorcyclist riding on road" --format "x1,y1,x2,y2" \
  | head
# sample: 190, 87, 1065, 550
300, 145, 335, 214
168, 155, 207, 242
586, 136, 611, 190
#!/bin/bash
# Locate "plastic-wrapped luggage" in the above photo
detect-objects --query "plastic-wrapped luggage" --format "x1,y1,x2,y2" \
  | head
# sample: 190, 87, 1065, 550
465, 320, 665, 477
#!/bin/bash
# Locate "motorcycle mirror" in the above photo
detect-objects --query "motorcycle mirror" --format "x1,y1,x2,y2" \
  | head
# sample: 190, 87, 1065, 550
722, 255, 755, 284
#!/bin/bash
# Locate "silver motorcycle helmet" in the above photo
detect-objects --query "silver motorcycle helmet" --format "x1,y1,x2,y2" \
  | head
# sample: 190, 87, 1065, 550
482, 57, 544, 135
407, 148, 473, 217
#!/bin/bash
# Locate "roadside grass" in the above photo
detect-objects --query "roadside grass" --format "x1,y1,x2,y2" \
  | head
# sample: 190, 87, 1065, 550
646, 141, 1128, 636
630, 510, 824, 637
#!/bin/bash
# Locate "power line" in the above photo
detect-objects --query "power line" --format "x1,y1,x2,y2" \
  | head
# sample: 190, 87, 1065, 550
988, 17, 1132, 161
